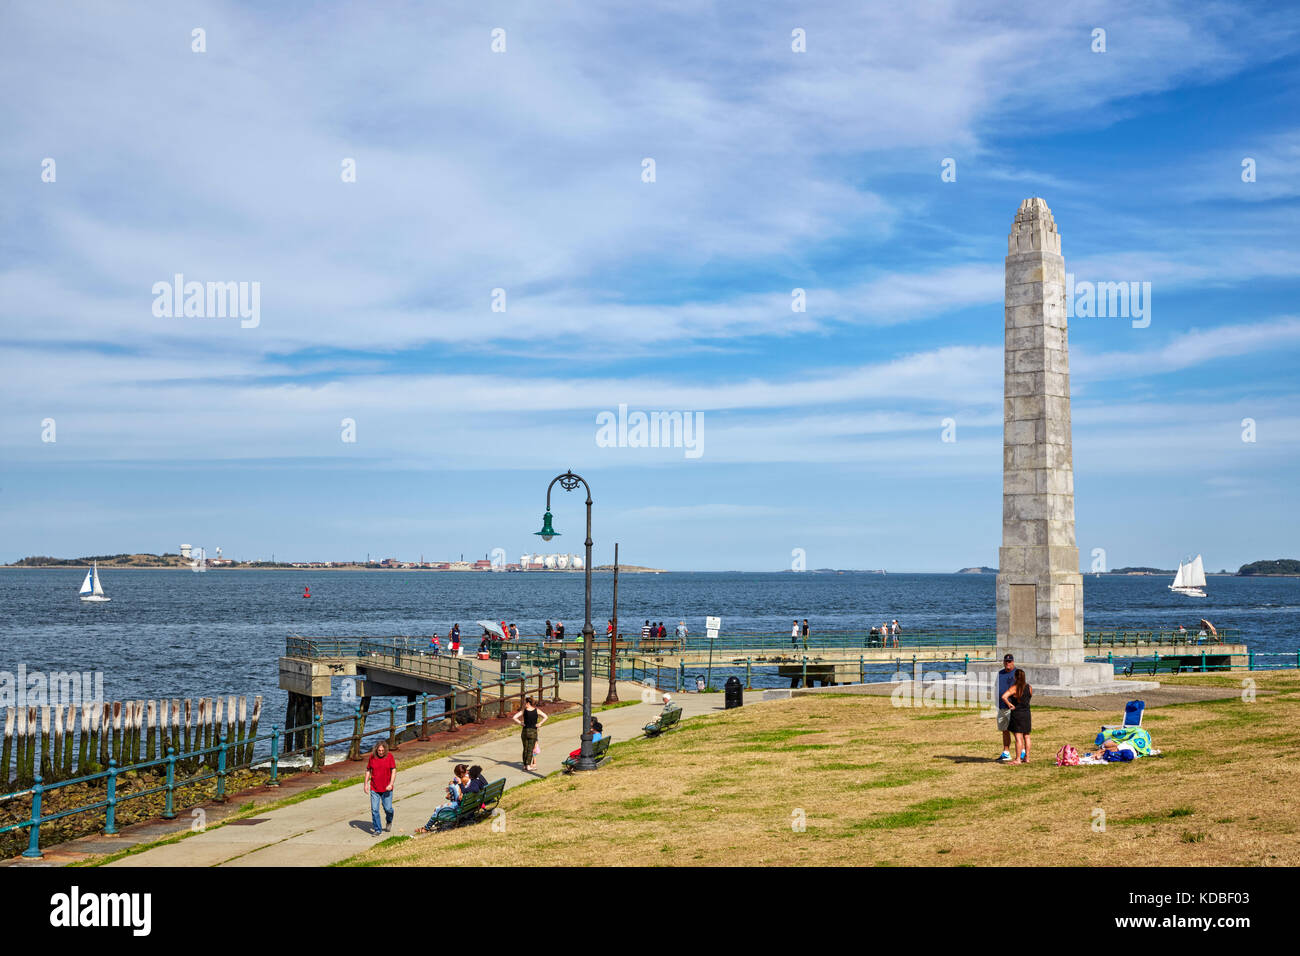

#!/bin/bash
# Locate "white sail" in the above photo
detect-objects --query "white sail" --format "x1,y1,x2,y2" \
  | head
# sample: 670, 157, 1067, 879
1170, 562, 1186, 589
79, 569, 94, 594
1188, 555, 1206, 588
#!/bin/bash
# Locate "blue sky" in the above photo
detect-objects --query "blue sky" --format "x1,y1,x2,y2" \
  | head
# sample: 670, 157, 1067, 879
2, 1, 1298, 571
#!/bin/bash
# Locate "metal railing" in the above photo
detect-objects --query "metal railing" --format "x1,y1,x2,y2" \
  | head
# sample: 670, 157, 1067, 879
1, 666, 560, 859
1083, 629, 1237, 647
1091, 649, 1297, 674
291, 628, 1241, 661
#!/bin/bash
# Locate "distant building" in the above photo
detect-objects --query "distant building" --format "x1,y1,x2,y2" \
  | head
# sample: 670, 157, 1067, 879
180, 544, 192, 559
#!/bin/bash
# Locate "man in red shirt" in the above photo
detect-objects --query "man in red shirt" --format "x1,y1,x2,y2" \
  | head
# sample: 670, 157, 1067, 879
364, 741, 397, 835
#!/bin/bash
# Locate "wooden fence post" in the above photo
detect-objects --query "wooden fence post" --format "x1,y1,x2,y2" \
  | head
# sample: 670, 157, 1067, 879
25, 707, 38, 786
40, 707, 52, 781
145, 701, 156, 761
110, 701, 122, 766
2, 709, 13, 788
245, 696, 262, 766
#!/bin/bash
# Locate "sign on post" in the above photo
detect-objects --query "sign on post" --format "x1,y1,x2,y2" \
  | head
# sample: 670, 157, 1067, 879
706, 616, 720, 640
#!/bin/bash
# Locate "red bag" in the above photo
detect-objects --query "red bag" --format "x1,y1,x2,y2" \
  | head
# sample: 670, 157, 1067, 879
1055, 744, 1079, 766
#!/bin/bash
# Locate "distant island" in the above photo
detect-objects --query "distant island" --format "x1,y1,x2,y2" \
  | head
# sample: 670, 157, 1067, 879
1237, 559, 1300, 576
5, 553, 621, 572
593, 564, 666, 573
1107, 566, 1174, 575
957, 566, 998, 574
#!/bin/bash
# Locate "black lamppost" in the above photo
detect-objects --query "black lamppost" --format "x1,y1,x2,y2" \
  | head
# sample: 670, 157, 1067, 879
534, 470, 596, 771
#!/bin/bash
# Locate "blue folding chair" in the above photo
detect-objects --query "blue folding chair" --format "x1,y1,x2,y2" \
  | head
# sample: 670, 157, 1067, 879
1103, 699, 1145, 732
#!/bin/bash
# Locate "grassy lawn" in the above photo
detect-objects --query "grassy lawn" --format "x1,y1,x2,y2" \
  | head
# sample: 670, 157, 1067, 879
346, 671, 1300, 867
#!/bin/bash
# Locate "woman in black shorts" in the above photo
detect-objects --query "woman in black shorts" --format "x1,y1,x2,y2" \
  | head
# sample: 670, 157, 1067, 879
1000, 668, 1033, 764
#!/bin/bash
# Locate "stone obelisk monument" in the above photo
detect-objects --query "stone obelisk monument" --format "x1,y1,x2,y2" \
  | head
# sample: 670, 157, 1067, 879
990, 198, 1151, 694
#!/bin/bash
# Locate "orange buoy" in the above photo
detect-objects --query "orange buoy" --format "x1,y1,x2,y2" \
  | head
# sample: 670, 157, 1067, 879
303, 586, 311, 599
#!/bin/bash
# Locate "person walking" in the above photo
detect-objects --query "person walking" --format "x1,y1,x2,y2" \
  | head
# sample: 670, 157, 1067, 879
891, 619, 900, 647
994, 654, 1017, 761
1001, 668, 1033, 764
363, 741, 397, 835
791, 619, 800, 649
801, 618, 810, 651
513, 696, 549, 771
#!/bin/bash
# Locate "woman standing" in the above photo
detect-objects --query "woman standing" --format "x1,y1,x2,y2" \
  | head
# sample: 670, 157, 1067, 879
512, 696, 549, 770
1001, 668, 1033, 764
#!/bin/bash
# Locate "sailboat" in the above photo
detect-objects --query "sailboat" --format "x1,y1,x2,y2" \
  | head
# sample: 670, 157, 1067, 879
1169, 554, 1207, 598
79, 562, 111, 602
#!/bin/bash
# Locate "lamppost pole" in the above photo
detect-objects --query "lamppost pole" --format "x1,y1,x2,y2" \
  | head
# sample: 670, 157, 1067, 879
536, 471, 597, 771
606, 542, 620, 704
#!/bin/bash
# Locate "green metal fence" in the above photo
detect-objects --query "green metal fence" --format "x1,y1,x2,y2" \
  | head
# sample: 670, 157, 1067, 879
1, 665, 560, 860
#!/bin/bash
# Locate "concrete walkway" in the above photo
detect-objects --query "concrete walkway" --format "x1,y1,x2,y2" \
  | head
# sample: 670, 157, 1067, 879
106, 683, 724, 867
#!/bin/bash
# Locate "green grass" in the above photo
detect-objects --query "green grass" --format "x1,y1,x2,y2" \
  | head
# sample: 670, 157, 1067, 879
852, 795, 981, 831
1112, 806, 1197, 826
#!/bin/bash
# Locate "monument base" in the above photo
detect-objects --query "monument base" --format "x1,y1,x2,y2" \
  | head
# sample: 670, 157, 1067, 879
964, 660, 1160, 698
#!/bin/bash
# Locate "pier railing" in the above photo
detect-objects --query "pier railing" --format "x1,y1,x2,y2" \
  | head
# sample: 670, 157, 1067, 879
1, 666, 561, 860
491, 627, 1238, 657
1082, 628, 1237, 647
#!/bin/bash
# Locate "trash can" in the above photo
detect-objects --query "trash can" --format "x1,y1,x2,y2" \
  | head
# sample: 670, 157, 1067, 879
500, 650, 522, 680
724, 675, 743, 709
558, 649, 581, 681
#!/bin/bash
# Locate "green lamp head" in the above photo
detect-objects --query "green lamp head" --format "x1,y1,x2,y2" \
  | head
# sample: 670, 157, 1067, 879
534, 510, 559, 542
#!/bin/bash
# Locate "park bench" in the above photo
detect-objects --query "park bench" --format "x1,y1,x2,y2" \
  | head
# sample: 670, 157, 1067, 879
478, 777, 506, 813
1123, 659, 1182, 677
561, 735, 613, 772
430, 789, 486, 831
643, 706, 683, 738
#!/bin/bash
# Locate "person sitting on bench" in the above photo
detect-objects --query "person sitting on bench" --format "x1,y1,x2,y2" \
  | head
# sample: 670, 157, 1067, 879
463, 764, 487, 796
567, 719, 603, 761
415, 764, 469, 833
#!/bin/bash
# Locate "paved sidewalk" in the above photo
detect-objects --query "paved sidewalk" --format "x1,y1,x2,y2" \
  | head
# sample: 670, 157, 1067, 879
106, 683, 724, 867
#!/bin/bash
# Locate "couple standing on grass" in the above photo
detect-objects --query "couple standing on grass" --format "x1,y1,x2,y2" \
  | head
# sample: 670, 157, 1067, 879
995, 653, 1033, 764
